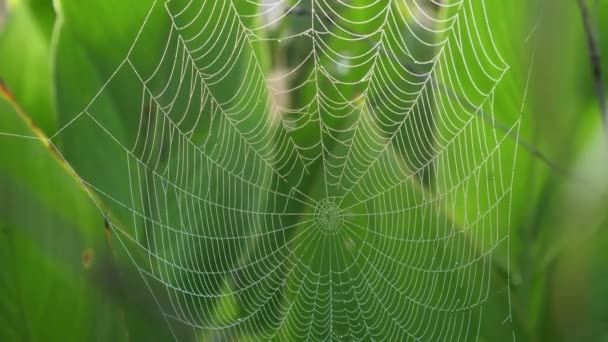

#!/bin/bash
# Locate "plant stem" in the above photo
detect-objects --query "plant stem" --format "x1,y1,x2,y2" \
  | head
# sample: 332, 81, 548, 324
577, 0, 608, 134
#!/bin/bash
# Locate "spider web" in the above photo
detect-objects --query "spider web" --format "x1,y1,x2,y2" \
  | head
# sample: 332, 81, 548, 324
37, 0, 520, 340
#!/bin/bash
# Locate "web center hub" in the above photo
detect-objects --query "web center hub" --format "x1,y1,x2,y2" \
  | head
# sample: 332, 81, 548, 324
314, 198, 343, 234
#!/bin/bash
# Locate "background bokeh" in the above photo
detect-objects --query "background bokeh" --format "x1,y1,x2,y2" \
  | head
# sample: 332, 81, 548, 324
1, 0, 608, 340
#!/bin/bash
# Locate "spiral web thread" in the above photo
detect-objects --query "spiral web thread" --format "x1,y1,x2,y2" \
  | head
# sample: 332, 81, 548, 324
15, 0, 521, 340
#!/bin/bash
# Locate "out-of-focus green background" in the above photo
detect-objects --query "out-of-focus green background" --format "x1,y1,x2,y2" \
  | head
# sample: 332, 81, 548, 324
1, 0, 608, 340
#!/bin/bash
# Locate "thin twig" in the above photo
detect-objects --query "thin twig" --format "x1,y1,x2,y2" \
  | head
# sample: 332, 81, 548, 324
577, 0, 608, 133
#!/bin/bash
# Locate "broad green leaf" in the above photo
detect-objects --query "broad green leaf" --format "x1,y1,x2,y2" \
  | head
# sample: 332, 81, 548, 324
0, 91, 177, 341
0, 0, 56, 134
544, 121, 608, 340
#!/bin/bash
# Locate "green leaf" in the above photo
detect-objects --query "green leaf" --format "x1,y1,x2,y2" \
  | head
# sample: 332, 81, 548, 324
0, 0, 56, 134
0, 91, 176, 341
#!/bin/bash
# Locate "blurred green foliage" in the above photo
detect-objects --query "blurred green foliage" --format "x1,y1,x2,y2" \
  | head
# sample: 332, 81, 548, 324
1, 0, 608, 341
